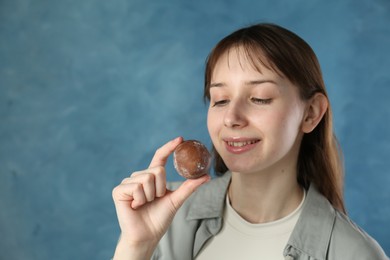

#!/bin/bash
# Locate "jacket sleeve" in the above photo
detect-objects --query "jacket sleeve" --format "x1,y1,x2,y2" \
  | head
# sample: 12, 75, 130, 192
151, 181, 198, 260
328, 211, 388, 260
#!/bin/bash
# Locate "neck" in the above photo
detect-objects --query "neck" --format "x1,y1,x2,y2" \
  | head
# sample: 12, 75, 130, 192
228, 168, 303, 224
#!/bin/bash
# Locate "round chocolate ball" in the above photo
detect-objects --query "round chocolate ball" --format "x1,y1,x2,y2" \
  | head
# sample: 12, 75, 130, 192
173, 140, 211, 179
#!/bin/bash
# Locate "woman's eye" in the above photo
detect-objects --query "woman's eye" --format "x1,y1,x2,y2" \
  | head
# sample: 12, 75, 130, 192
251, 97, 272, 105
212, 100, 229, 107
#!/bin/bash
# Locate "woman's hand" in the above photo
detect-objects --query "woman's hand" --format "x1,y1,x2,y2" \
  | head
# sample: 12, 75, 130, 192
112, 137, 210, 260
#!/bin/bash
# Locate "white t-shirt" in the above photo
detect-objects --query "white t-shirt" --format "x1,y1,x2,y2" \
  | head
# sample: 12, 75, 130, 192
196, 190, 306, 260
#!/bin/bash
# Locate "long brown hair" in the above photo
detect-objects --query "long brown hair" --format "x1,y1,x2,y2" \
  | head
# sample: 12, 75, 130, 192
203, 23, 346, 213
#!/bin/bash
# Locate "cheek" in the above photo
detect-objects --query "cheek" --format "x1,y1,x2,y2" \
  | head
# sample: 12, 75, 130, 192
207, 109, 218, 137
207, 109, 226, 151
270, 108, 304, 144
261, 109, 301, 139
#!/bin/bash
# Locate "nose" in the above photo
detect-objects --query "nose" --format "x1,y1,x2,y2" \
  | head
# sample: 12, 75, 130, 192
223, 100, 248, 128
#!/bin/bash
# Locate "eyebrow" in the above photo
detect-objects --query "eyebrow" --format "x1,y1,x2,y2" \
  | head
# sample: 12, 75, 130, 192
209, 79, 277, 88
245, 80, 277, 86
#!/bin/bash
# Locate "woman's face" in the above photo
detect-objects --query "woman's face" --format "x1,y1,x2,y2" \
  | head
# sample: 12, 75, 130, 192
207, 48, 308, 175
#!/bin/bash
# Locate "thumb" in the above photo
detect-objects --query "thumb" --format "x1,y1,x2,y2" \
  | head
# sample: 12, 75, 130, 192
169, 175, 211, 210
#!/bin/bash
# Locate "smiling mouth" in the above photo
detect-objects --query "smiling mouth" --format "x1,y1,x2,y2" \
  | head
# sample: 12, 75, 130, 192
226, 140, 260, 147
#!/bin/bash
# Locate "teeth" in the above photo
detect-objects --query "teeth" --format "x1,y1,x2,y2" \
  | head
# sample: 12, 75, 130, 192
227, 140, 257, 147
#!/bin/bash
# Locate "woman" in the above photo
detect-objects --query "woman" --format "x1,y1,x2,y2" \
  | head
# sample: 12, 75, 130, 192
112, 23, 388, 259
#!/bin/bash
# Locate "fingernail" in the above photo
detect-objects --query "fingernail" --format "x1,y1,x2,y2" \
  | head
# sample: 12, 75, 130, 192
172, 136, 182, 142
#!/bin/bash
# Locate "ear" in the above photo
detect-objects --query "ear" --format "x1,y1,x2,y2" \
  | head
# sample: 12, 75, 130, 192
301, 93, 328, 133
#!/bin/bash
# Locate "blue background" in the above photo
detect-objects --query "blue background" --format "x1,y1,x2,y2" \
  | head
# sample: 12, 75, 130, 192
1, 0, 389, 259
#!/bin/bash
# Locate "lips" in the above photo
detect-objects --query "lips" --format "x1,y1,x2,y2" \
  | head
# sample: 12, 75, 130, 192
223, 138, 260, 154
226, 140, 259, 147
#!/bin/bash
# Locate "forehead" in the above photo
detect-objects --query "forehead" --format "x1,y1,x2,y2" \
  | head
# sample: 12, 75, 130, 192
211, 46, 279, 80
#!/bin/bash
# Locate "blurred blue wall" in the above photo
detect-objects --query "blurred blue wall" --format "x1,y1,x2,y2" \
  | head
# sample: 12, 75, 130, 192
0, 0, 389, 259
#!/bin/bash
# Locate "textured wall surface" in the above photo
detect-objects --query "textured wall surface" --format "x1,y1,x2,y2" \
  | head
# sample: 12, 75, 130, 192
0, 0, 389, 259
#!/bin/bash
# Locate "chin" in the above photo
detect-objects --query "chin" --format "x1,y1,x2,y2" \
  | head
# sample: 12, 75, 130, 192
224, 160, 258, 174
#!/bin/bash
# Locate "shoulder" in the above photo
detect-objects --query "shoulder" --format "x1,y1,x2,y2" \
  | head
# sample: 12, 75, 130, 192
288, 184, 388, 260
329, 210, 388, 259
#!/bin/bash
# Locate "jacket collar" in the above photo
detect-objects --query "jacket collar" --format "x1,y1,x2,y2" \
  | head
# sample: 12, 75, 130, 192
285, 183, 336, 260
186, 172, 336, 260
186, 171, 231, 220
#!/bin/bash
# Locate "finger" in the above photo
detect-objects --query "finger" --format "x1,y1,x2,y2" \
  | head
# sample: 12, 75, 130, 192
129, 183, 147, 209
121, 175, 155, 202
154, 167, 167, 197
149, 137, 183, 168
124, 166, 166, 200
169, 174, 211, 210
140, 174, 156, 202
112, 183, 147, 209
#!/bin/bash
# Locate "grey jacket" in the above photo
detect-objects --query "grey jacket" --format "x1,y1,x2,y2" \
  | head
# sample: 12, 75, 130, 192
153, 172, 388, 260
